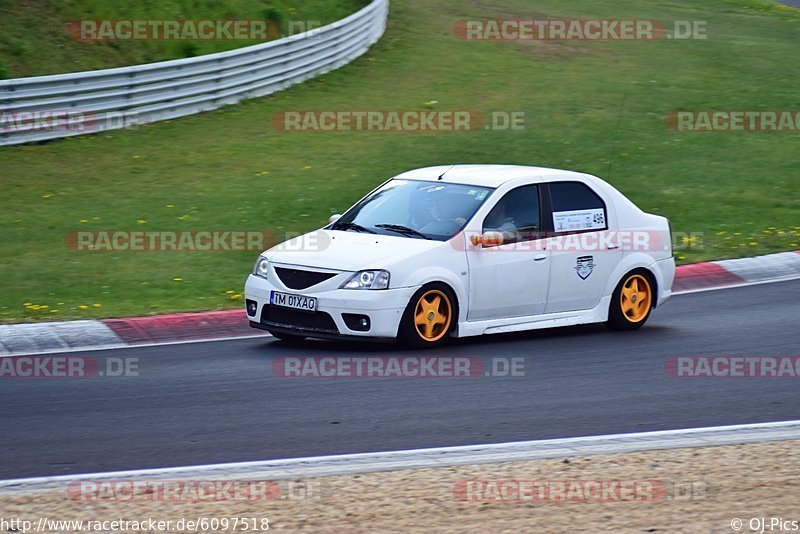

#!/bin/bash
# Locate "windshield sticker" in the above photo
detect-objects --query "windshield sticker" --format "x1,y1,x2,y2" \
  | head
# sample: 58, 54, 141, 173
421, 185, 445, 193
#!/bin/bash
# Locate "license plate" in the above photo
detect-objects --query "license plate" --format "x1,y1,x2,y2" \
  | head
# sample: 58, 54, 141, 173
270, 291, 317, 312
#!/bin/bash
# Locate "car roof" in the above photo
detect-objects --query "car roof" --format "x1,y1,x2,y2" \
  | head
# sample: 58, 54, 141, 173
393, 164, 597, 188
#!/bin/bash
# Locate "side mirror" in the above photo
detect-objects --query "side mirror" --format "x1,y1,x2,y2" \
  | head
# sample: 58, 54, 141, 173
470, 231, 504, 247
328, 214, 342, 224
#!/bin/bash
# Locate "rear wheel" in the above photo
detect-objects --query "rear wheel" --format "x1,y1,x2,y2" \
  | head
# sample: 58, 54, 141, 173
268, 330, 306, 342
606, 271, 654, 330
399, 285, 456, 348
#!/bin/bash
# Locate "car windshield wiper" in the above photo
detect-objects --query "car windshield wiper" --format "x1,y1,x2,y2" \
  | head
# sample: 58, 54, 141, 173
375, 224, 432, 240
333, 221, 377, 234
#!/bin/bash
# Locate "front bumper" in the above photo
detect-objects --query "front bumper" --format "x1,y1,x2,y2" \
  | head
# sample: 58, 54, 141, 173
244, 273, 416, 339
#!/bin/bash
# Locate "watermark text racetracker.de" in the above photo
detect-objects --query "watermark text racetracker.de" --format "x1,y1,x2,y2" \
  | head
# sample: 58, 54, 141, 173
272, 356, 525, 378
0, 110, 139, 134
67, 479, 323, 502
665, 356, 800, 378
271, 110, 526, 132
454, 479, 707, 502
0, 356, 139, 378
67, 19, 322, 41
0, 110, 95, 133
665, 110, 800, 132
453, 19, 708, 41
65, 230, 276, 252
453, 229, 701, 253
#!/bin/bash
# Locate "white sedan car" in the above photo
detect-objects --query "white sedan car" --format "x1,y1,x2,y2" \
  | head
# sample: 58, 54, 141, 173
245, 165, 675, 347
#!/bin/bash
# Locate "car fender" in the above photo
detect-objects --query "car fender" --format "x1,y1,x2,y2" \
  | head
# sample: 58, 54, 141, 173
605, 251, 675, 309
389, 257, 469, 324
604, 252, 663, 300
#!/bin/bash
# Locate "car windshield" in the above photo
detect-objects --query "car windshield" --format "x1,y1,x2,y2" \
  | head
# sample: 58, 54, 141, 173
332, 179, 494, 241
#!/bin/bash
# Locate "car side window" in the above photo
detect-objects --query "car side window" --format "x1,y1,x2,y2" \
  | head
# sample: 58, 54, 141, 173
549, 181, 608, 233
482, 185, 540, 244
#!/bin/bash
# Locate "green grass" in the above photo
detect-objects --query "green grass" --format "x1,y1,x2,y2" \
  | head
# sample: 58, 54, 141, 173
1, 0, 799, 323
0, 0, 368, 78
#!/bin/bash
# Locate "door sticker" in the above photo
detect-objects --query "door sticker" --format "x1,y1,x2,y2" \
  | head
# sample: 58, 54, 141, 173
575, 255, 595, 280
553, 208, 605, 232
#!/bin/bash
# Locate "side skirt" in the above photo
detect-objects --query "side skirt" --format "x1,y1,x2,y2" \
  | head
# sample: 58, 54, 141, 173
455, 296, 611, 338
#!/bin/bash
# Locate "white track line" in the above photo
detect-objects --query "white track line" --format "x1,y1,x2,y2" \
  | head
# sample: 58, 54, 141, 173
672, 273, 800, 295
0, 333, 270, 358
1, 274, 798, 358
2, 420, 799, 493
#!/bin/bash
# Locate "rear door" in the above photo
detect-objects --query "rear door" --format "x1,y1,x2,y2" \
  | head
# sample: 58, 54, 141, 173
543, 181, 622, 313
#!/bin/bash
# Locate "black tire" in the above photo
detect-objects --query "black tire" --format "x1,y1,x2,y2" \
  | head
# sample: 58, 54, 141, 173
268, 330, 307, 342
606, 269, 655, 331
398, 283, 458, 349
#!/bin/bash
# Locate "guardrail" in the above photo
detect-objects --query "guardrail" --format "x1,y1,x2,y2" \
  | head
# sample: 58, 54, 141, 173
0, 0, 388, 146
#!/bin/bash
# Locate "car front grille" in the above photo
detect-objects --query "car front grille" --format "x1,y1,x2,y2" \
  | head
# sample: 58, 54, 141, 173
260, 305, 339, 335
274, 267, 336, 290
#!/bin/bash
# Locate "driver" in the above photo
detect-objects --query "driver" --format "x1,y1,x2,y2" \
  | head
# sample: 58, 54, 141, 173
484, 198, 517, 232
410, 195, 440, 228
411, 194, 466, 233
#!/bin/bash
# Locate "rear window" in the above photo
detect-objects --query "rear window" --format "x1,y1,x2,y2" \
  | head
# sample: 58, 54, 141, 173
549, 181, 608, 233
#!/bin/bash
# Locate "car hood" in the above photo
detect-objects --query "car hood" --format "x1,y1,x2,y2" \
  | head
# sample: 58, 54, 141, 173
264, 229, 445, 272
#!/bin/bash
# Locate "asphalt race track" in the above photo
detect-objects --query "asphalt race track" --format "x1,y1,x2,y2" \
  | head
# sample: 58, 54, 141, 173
1, 280, 798, 480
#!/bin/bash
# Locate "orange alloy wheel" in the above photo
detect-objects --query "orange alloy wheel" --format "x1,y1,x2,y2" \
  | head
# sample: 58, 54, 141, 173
620, 274, 652, 323
413, 289, 453, 342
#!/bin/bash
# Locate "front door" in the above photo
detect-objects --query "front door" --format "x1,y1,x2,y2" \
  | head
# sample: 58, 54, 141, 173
467, 185, 551, 321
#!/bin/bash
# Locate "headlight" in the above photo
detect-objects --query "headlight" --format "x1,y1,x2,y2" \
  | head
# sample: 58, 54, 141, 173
253, 257, 270, 279
340, 270, 390, 290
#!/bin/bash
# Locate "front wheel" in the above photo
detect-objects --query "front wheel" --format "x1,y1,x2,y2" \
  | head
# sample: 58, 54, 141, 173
606, 271, 654, 330
399, 284, 457, 348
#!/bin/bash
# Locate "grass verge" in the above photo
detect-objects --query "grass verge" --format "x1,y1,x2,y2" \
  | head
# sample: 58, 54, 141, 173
0, 0, 367, 78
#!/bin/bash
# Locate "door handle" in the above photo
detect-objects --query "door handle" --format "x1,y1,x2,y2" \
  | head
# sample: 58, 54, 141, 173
534, 254, 548, 261
607, 244, 620, 250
